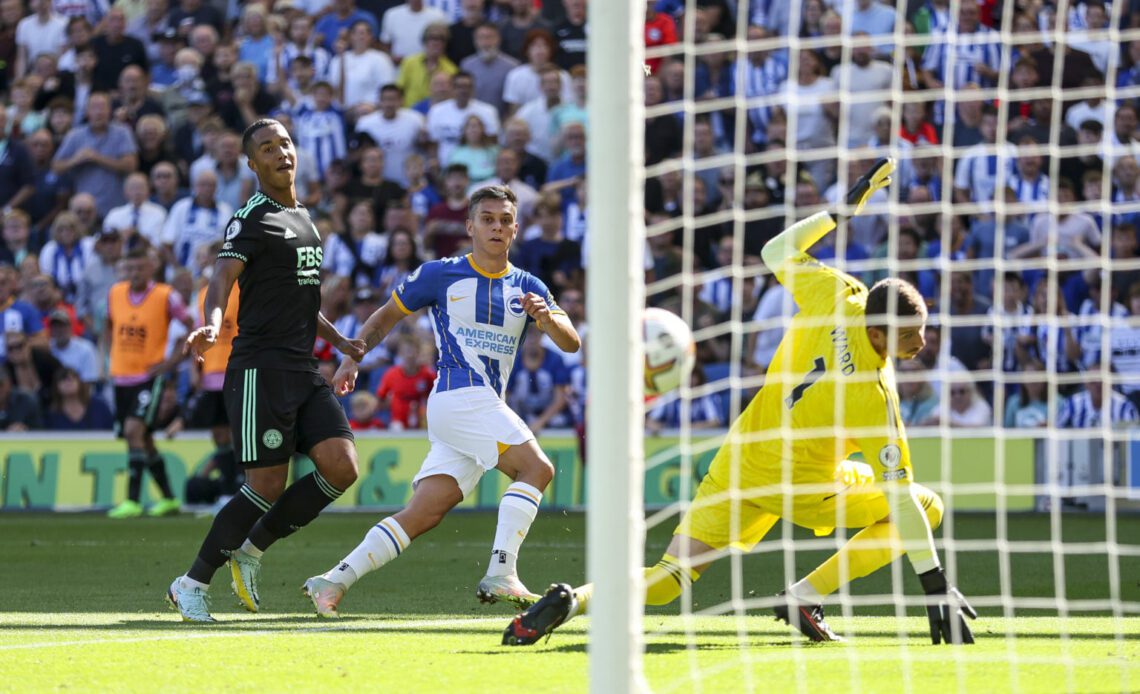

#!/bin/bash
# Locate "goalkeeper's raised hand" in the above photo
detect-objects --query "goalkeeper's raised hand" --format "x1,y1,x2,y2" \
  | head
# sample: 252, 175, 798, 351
919, 568, 978, 645
845, 156, 895, 215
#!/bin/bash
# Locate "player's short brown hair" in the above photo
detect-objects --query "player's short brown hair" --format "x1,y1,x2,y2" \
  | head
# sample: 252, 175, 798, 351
468, 185, 518, 219
865, 278, 928, 333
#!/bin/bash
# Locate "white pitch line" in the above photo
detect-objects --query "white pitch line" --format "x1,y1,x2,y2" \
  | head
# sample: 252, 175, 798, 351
0, 617, 505, 652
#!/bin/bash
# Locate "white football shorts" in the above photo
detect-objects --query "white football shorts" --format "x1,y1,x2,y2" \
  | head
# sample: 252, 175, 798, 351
413, 386, 535, 497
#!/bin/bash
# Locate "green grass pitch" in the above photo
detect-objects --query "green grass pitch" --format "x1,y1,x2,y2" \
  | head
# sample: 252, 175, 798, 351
1, 511, 1137, 693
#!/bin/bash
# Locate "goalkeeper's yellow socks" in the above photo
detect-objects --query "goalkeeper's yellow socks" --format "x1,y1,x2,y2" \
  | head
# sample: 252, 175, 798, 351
645, 554, 701, 606
798, 520, 900, 599
569, 583, 593, 619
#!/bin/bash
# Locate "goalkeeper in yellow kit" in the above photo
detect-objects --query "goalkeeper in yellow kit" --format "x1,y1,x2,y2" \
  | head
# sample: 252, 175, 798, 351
503, 158, 977, 647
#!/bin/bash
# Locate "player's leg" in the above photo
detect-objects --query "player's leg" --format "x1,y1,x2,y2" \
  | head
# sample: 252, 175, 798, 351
108, 412, 150, 519
480, 439, 554, 607
789, 481, 944, 603
306, 472, 465, 617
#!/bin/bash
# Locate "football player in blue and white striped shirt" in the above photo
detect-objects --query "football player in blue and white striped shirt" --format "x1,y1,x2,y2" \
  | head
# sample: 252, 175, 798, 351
303, 185, 582, 618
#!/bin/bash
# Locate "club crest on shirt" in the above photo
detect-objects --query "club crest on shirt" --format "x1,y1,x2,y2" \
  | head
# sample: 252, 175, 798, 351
225, 220, 241, 240
879, 444, 902, 469
507, 295, 526, 317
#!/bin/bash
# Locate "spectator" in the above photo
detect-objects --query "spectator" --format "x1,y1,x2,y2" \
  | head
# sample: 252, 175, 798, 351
217, 61, 277, 133
67, 192, 100, 242
643, 1, 677, 75
447, 114, 499, 182
323, 199, 387, 287
948, 270, 992, 371
342, 145, 407, 230
782, 48, 838, 189
0, 209, 39, 269
4, 321, 63, 409
14, 0, 69, 79
1058, 363, 1140, 427
293, 81, 347, 177
74, 227, 121, 340
38, 211, 93, 305
44, 365, 111, 429
376, 227, 424, 297
1110, 223, 1140, 306
52, 92, 138, 217
355, 84, 425, 187
0, 366, 43, 431
921, 2, 1000, 96
546, 121, 586, 185
47, 308, 99, 383
514, 191, 578, 288
334, 287, 390, 384
21, 127, 71, 231
897, 358, 940, 426
1109, 281, 1140, 406
130, 9, 173, 63
268, 14, 331, 94
0, 113, 34, 221
953, 105, 1001, 205
503, 29, 571, 117
1067, 0, 1114, 75
964, 187, 1031, 297
424, 162, 470, 258
134, 115, 175, 179
192, 130, 247, 212
149, 161, 184, 211
236, 4, 275, 82
328, 19, 396, 115
112, 64, 165, 129
1066, 76, 1113, 133
1006, 136, 1050, 212
348, 390, 386, 430
552, 0, 586, 69
948, 378, 993, 427
90, 8, 148, 91
498, 0, 547, 60
830, 32, 893, 147
378, 0, 446, 61
376, 336, 435, 429
981, 272, 1034, 375
412, 68, 455, 115
1022, 280, 1082, 376
1016, 180, 1101, 261
507, 326, 571, 433
162, 168, 232, 276
426, 70, 499, 163
460, 22, 518, 114
1004, 360, 1050, 428
396, 22, 458, 107
846, 0, 895, 57
501, 117, 547, 189
403, 152, 442, 224
103, 171, 169, 249
446, 0, 485, 65
0, 263, 42, 353
728, 24, 786, 150
899, 101, 938, 146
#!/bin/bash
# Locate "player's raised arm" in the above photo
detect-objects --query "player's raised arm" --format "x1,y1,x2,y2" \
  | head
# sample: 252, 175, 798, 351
184, 257, 243, 362
760, 157, 895, 276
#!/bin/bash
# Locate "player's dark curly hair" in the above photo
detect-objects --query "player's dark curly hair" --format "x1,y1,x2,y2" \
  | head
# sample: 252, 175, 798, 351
468, 185, 518, 218
865, 278, 928, 333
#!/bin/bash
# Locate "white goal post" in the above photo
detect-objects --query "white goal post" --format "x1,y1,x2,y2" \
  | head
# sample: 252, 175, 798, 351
586, 1, 648, 692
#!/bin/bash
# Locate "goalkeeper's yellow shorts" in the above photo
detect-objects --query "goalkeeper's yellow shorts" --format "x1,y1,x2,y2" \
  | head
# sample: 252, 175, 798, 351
675, 460, 936, 552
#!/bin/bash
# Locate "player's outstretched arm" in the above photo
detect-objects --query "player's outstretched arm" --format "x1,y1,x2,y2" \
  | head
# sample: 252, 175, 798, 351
317, 312, 366, 361
331, 299, 409, 396
760, 157, 895, 276
184, 257, 243, 362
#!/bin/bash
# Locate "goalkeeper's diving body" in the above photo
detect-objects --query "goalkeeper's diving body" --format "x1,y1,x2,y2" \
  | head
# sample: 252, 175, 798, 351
503, 158, 978, 646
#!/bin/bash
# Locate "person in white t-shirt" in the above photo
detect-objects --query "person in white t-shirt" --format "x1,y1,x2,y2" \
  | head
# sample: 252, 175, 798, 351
828, 34, 893, 147
379, 0, 448, 61
15, 1, 70, 78
783, 49, 838, 189
425, 71, 499, 163
501, 28, 571, 116
355, 83, 425, 186
102, 173, 169, 249
328, 19, 396, 114
514, 66, 564, 163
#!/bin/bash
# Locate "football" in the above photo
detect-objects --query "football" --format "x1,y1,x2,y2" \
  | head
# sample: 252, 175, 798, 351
644, 307, 696, 397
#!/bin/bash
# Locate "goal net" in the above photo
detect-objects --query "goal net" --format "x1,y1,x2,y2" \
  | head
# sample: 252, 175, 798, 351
590, 0, 1140, 690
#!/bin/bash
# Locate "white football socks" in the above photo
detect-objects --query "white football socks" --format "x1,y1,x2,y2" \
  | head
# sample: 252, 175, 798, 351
487, 482, 542, 578
326, 517, 410, 589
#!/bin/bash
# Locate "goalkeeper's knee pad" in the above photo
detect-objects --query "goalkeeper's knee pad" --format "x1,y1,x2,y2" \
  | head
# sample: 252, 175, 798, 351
643, 555, 702, 606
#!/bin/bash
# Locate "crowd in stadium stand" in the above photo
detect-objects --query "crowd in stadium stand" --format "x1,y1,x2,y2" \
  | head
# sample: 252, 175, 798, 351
1, 0, 1139, 436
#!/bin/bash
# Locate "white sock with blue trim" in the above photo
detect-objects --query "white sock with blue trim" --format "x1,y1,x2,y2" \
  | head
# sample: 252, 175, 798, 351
487, 482, 542, 577
326, 517, 411, 589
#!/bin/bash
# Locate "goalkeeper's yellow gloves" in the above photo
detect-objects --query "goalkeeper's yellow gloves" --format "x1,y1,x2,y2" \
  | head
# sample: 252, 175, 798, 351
845, 156, 896, 215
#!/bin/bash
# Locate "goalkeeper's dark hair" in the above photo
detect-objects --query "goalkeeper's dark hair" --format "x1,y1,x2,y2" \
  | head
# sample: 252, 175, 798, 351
241, 118, 282, 158
865, 278, 928, 333
468, 184, 518, 219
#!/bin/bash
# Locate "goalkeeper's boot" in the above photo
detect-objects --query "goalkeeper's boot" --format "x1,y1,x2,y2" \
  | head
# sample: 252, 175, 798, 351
477, 574, 541, 610
166, 577, 215, 623
845, 156, 895, 213
107, 500, 143, 519
302, 576, 346, 619
226, 548, 262, 613
773, 591, 843, 643
502, 582, 574, 646
147, 498, 181, 517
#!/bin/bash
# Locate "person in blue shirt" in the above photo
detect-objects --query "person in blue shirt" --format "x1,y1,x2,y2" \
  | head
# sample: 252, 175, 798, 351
506, 327, 571, 433
313, 0, 380, 53
304, 184, 581, 617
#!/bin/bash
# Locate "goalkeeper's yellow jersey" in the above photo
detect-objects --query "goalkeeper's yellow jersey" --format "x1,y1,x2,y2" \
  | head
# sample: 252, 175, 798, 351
710, 251, 913, 486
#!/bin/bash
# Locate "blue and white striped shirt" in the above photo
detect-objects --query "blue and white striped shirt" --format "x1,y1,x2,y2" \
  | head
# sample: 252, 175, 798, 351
921, 25, 1002, 89
730, 54, 788, 146
292, 104, 346, 177
1058, 389, 1138, 428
